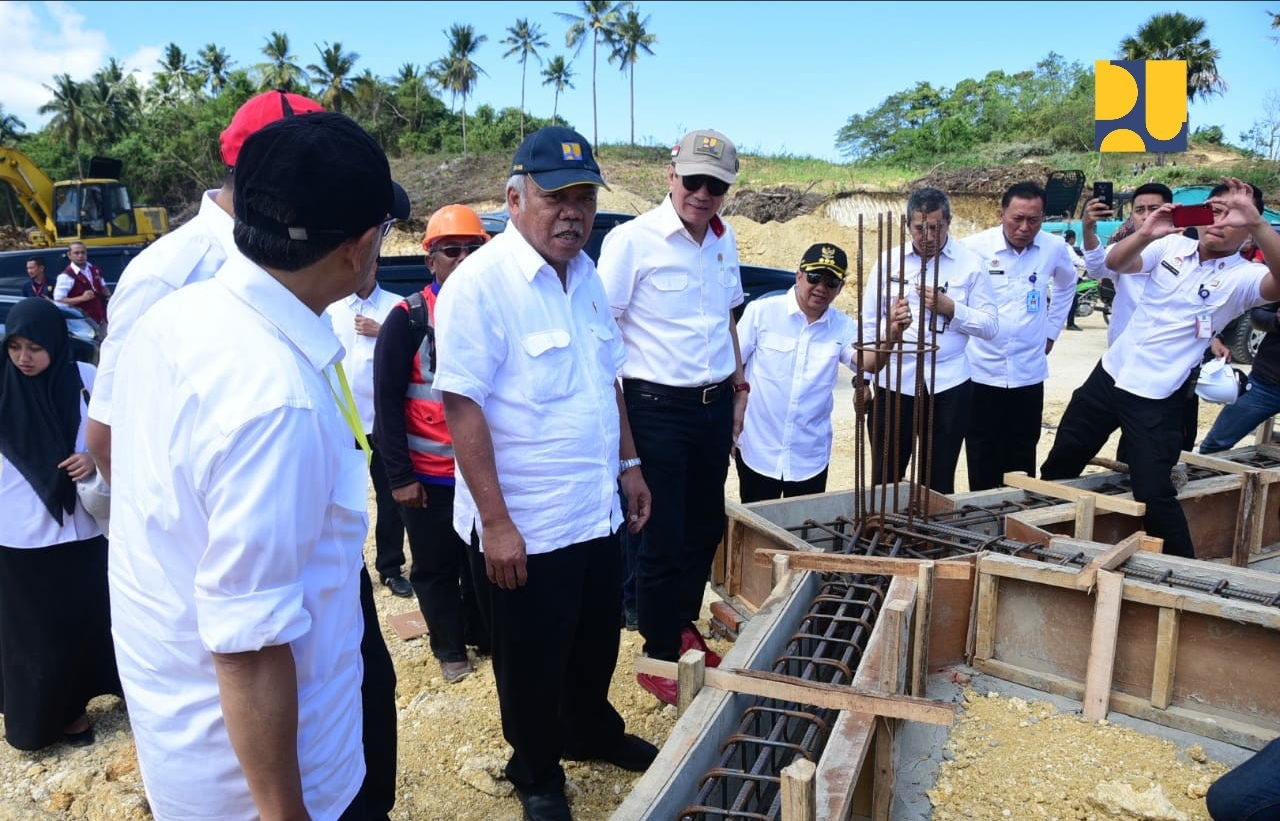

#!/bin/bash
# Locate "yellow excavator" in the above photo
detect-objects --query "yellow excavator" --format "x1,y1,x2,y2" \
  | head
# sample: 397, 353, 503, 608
0, 148, 169, 247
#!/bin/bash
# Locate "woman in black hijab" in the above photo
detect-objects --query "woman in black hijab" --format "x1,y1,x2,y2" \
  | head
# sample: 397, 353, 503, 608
0, 298, 119, 750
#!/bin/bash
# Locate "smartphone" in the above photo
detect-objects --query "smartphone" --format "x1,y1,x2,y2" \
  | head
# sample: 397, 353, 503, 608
1172, 203, 1215, 228
1093, 181, 1114, 209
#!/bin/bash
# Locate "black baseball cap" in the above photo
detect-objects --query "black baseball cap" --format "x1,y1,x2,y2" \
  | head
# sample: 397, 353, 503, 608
234, 112, 410, 242
799, 243, 849, 279
510, 126, 608, 192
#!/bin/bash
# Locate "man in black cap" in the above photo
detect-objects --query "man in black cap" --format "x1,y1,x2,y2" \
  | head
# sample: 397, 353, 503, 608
108, 112, 409, 821
433, 125, 657, 821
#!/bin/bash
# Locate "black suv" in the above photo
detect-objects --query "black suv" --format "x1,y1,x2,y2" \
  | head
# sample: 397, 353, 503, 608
375, 210, 796, 317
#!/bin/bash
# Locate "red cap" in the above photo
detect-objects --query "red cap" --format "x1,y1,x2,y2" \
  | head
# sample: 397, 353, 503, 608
220, 90, 325, 166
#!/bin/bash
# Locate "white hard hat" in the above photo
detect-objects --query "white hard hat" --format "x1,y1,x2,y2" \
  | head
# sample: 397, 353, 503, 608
1196, 357, 1249, 405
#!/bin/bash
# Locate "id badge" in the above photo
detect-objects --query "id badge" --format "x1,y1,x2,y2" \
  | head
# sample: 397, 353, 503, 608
1196, 312, 1213, 339
1026, 289, 1040, 313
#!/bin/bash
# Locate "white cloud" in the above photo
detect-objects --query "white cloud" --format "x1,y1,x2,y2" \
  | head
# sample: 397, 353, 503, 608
0, 1, 115, 126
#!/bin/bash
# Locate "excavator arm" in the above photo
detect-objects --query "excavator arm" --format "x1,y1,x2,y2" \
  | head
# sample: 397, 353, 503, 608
0, 148, 56, 245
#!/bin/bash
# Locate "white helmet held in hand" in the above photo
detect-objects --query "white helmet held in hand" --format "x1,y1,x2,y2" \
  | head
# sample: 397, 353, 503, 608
1195, 356, 1249, 405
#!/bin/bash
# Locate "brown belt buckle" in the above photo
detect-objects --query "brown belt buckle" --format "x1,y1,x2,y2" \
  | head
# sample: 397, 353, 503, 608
701, 384, 717, 404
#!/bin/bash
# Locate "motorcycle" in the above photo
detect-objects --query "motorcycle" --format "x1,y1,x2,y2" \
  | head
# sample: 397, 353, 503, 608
1074, 275, 1111, 323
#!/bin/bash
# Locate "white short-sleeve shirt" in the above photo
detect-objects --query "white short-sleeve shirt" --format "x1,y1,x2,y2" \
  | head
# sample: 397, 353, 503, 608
326, 285, 402, 435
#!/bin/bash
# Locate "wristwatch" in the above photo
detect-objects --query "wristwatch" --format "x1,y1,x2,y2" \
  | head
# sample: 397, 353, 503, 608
619, 457, 642, 475
733, 381, 751, 394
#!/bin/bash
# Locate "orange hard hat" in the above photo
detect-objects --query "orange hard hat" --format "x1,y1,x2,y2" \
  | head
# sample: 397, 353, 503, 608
422, 204, 489, 251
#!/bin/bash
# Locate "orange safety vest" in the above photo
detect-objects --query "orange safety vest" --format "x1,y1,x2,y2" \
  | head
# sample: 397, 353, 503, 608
400, 287, 455, 478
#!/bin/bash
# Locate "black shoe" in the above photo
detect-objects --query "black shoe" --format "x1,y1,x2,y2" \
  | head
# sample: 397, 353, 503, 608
623, 606, 639, 632
1066, 325, 1084, 331
564, 733, 658, 772
63, 725, 95, 747
382, 575, 413, 598
516, 789, 572, 821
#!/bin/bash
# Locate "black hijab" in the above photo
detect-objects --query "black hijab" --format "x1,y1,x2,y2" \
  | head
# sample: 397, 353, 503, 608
0, 298, 80, 524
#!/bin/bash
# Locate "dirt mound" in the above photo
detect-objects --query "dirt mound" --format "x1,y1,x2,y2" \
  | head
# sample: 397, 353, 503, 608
0, 225, 29, 250
722, 187, 827, 224
912, 163, 1053, 196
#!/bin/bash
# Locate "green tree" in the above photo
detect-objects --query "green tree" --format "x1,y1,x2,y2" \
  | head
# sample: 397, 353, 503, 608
309, 42, 359, 113
541, 55, 575, 126
88, 58, 142, 145
431, 23, 488, 155
501, 19, 549, 140
39, 73, 94, 176
255, 31, 308, 93
558, 0, 630, 148
606, 8, 656, 146
157, 43, 200, 99
0, 104, 24, 145
197, 44, 234, 95
1119, 13, 1227, 103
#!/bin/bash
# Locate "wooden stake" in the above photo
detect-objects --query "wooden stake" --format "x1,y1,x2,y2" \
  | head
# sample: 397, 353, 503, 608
677, 649, 706, 717
1083, 570, 1125, 722
910, 561, 935, 697
781, 757, 816, 821
1151, 607, 1180, 710
1073, 494, 1096, 541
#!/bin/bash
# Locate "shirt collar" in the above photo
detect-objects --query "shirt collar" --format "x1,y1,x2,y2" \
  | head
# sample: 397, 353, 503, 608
216, 255, 344, 372
657, 195, 726, 241
501, 222, 595, 292
197, 189, 236, 255
908, 236, 959, 264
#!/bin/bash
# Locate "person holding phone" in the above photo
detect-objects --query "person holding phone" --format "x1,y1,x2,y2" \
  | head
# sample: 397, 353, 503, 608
1041, 178, 1280, 560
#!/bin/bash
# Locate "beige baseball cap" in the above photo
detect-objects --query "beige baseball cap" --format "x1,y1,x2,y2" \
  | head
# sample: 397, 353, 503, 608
670, 129, 739, 185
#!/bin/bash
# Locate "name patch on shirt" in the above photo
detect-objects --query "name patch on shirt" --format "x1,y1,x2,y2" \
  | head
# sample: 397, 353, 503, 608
1160, 259, 1180, 276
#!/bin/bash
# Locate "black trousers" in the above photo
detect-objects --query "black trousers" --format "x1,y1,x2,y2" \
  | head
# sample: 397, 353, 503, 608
1040, 363, 1194, 558
869, 380, 972, 495
468, 532, 626, 796
1116, 391, 1199, 462
357, 567, 397, 821
734, 454, 828, 503
366, 438, 408, 582
624, 384, 734, 662
399, 483, 486, 662
966, 382, 1044, 491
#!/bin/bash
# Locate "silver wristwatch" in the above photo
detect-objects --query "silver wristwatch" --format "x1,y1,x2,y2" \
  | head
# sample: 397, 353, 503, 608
619, 457, 642, 474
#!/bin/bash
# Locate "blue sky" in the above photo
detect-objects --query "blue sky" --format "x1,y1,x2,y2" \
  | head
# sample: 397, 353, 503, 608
1, 1, 1275, 162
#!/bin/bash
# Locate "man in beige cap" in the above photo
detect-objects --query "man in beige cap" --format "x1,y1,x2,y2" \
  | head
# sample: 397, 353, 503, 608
597, 129, 745, 706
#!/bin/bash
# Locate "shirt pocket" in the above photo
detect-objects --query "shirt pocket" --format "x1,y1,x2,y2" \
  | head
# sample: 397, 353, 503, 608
653, 273, 689, 293
754, 331, 798, 380
520, 329, 576, 402
586, 321, 621, 382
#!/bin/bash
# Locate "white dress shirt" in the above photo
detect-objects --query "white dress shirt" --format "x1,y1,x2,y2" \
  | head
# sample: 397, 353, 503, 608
326, 285, 401, 435
0, 362, 102, 547
597, 196, 744, 387
962, 227, 1078, 388
736, 288, 856, 481
1103, 235, 1267, 399
1084, 244, 1147, 346
861, 237, 999, 395
433, 225, 626, 556
89, 190, 234, 425
109, 255, 365, 821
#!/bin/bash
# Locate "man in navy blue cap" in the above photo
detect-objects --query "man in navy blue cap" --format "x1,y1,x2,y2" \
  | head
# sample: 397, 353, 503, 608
108, 112, 409, 821
434, 125, 657, 821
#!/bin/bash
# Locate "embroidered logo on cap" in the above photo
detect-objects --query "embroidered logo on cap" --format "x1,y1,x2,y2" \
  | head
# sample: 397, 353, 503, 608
561, 142, 583, 162
695, 136, 725, 159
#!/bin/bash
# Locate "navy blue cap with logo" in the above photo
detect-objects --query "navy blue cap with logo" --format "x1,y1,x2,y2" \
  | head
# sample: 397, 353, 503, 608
510, 126, 609, 192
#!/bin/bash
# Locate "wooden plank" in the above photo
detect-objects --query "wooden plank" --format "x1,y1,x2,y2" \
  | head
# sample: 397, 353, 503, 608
872, 718, 895, 821
1140, 535, 1163, 553
1180, 449, 1280, 482
752, 548, 972, 579
1070, 532, 1145, 590
1083, 570, 1125, 721
911, 562, 936, 697
815, 712, 875, 821
1151, 607, 1180, 710
1002, 471, 1147, 515
632, 659, 956, 726
781, 758, 816, 821
880, 599, 911, 694
1073, 494, 1096, 542
1257, 418, 1276, 446
677, 649, 706, 718
1235, 471, 1264, 567
973, 564, 998, 661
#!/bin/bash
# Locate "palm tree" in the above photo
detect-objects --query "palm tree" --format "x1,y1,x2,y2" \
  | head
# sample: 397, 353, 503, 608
606, 9, 656, 146
431, 23, 488, 154
88, 58, 141, 144
309, 42, 359, 113
541, 55, 575, 126
39, 74, 94, 176
0, 104, 25, 145
1119, 13, 1227, 104
255, 31, 308, 93
197, 44, 234, 95
558, 0, 631, 148
501, 19, 548, 140
157, 43, 199, 99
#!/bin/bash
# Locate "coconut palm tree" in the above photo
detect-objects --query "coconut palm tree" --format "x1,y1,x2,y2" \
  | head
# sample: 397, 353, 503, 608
1118, 13, 1227, 104
501, 19, 549, 140
0, 104, 25, 146
607, 9, 656, 146
558, 0, 630, 149
309, 42, 360, 113
39, 74, 94, 176
88, 58, 141, 144
541, 56, 575, 126
431, 23, 488, 154
157, 43, 199, 99
197, 44, 234, 95
255, 31, 308, 93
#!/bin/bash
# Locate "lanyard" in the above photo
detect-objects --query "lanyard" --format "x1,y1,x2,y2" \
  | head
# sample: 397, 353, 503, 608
326, 362, 371, 467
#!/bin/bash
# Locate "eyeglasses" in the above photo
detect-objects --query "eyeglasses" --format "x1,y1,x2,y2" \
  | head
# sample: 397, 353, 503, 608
434, 242, 484, 259
379, 218, 396, 238
805, 271, 844, 289
680, 174, 731, 197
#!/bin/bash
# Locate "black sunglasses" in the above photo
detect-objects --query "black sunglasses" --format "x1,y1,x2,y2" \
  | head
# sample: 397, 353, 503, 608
680, 174, 731, 197
805, 270, 844, 289
434, 242, 484, 259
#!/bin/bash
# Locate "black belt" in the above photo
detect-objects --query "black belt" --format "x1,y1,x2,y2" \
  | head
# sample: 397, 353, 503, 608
623, 377, 732, 405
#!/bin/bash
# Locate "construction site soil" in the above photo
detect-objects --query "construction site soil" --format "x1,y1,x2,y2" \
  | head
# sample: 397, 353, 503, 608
0, 152, 1258, 820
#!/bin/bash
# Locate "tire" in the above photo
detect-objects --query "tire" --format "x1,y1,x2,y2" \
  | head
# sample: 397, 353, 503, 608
1075, 297, 1094, 318
1223, 313, 1262, 366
